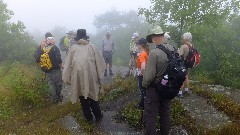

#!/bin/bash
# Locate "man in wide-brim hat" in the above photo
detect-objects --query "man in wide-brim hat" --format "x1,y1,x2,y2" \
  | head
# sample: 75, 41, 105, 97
143, 25, 174, 135
63, 29, 105, 124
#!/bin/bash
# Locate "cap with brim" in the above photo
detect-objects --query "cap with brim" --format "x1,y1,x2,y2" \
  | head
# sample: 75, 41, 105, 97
66, 31, 74, 35
137, 38, 147, 45
132, 32, 140, 39
146, 26, 165, 43
106, 31, 111, 35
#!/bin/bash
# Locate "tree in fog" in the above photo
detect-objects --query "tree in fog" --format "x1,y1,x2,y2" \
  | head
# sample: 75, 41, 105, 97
139, 0, 240, 88
0, 1, 36, 64
139, 0, 240, 47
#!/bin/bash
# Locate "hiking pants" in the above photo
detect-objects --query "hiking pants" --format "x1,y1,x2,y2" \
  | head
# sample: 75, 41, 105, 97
138, 76, 146, 108
79, 96, 102, 121
103, 51, 113, 65
143, 87, 171, 135
47, 69, 63, 102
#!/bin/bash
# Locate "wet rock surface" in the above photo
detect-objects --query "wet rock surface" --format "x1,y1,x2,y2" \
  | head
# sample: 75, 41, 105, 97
169, 126, 189, 135
201, 84, 240, 104
59, 115, 82, 135
97, 111, 143, 135
177, 93, 230, 129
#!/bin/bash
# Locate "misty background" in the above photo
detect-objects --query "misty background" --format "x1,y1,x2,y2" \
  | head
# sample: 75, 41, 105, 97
3, 0, 151, 34
2, 1, 240, 133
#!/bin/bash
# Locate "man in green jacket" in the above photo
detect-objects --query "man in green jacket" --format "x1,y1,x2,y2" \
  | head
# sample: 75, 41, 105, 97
143, 26, 174, 135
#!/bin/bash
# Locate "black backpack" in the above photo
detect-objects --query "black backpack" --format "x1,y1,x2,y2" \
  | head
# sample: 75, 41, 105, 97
154, 45, 187, 99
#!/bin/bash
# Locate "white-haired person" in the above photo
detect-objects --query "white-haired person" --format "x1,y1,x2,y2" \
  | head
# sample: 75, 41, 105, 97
164, 32, 171, 44
178, 32, 193, 98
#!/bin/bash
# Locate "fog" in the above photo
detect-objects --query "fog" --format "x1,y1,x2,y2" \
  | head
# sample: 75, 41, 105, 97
3, 0, 151, 34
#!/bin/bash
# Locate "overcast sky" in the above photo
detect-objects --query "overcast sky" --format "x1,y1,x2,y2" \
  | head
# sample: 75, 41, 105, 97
3, 0, 151, 34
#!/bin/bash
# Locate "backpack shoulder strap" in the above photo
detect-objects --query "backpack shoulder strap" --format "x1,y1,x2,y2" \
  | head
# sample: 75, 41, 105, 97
43, 45, 54, 53
157, 45, 176, 59
185, 43, 194, 49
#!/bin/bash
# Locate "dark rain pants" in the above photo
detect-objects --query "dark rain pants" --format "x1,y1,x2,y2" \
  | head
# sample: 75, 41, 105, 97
143, 86, 171, 135
79, 96, 102, 122
138, 75, 146, 108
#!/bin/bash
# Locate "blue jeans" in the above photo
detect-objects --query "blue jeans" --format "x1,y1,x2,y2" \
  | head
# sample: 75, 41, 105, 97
138, 76, 146, 108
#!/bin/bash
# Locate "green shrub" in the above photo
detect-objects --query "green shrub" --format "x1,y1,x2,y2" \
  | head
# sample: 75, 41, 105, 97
1, 62, 49, 107
120, 101, 143, 129
103, 88, 125, 101
0, 97, 14, 120
101, 76, 138, 102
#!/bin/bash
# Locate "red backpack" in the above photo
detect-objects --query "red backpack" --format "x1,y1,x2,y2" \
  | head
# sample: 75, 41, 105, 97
184, 44, 200, 68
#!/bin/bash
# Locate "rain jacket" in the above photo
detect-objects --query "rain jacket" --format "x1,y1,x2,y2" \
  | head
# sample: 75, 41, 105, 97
62, 39, 105, 103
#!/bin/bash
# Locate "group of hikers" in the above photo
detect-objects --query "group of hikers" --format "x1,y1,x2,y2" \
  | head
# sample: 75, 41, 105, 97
34, 25, 200, 135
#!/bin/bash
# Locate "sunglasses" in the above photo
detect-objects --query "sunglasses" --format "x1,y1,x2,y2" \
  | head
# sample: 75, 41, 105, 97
47, 37, 55, 40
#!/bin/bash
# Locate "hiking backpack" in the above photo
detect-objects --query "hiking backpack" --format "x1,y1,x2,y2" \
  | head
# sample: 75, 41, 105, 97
184, 44, 200, 68
40, 46, 54, 73
154, 45, 187, 99
59, 36, 67, 51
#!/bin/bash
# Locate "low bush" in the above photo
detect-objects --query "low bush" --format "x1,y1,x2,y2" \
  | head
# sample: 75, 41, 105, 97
1, 62, 49, 107
120, 101, 143, 129
101, 76, 138, 102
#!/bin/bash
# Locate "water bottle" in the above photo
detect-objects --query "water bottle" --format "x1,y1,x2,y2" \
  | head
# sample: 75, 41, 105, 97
161, 75, 168, 86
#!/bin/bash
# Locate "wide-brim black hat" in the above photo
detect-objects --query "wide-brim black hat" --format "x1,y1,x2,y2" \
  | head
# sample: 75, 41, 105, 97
76, 29, 89, 41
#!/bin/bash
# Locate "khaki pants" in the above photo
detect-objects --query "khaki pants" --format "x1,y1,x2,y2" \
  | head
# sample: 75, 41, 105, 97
143, 87, 171, 135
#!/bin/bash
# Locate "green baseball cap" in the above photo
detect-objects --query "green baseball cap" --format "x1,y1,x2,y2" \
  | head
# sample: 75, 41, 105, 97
146, 26, 165, 43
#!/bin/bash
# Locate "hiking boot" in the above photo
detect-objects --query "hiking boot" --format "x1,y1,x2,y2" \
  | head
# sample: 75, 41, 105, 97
125, 71, 130, 78
104, 69, 107, 76
183, 90, 191, 95
177, 94, 184, 98
96, 113, 103, 122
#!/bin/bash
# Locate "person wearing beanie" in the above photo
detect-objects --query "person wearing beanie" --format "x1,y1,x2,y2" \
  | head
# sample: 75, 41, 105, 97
63, 29, 105, 124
